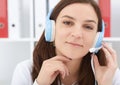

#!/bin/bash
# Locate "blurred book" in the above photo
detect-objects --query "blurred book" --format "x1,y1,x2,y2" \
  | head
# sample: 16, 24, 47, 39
99, 0, 111, 37
34, 0, 46, 39
7, 0, 21, 39
0, 0, 8, 38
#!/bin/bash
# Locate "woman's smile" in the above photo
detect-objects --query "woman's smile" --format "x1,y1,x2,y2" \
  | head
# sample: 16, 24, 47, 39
66, 41, 83, 47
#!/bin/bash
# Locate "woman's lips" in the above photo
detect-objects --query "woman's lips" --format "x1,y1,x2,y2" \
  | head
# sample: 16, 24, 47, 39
66, 42, 83, 47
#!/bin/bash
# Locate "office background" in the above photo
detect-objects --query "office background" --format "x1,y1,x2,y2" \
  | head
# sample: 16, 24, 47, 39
0, 0, 120, 85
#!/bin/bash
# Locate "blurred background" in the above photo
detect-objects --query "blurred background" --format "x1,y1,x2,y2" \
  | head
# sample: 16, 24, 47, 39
0, 0, 120, 85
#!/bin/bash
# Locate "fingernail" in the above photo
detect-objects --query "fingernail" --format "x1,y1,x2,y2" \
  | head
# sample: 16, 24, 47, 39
67, 71, 70, 76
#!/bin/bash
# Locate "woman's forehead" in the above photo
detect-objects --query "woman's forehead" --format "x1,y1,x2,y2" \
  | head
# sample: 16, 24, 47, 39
57, 3, 98, 22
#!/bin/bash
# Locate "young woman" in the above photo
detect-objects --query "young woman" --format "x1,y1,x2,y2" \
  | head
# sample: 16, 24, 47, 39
11, 0, 120, 85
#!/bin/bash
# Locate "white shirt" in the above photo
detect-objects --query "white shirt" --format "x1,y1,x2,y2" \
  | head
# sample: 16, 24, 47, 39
11, 59, 120, 85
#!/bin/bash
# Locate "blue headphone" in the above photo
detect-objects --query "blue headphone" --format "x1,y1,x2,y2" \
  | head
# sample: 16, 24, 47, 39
92, 21, 105, 48
45, 10, 105, 49
45, 9, 55, 42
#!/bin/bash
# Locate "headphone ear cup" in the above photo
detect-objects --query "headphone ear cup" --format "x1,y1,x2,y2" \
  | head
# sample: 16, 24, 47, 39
45, 9, 55, 42
92, 20, 105, 48
93, 32, 102, 48
45, 19, 55, 42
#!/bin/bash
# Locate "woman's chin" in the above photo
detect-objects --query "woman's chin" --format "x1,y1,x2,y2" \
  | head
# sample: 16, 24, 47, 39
63, 53, 83, 60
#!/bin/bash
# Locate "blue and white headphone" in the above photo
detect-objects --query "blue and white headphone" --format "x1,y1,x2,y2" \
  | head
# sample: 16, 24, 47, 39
92, 20, 105, 52
45, 9, 105, 51
45, 9, 55, 42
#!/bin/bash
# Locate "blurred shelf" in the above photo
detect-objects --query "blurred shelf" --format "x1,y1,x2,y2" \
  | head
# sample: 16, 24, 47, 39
103, 37, 120, 42
0, 38, 33, 42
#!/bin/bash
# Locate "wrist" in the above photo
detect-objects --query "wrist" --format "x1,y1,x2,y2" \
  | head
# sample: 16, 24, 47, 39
35, 78, 50, 85
98, 81, 112, 85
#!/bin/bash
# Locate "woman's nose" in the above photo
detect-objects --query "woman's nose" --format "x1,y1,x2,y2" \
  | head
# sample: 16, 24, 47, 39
71, 26, 83, 38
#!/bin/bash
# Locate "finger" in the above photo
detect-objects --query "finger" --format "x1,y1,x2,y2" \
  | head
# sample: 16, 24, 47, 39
57, 61, 70, 78
102, 42, 117, 62
92, 54, 100, 70
44, 56, 70, 78
52, 70, 60, 78
50, 56, 72, 63
52, 61, 69, 79
42, 60, 69, 78
102, 47, 114, 67
59, 62, 70, 78
102, 42, 114, 54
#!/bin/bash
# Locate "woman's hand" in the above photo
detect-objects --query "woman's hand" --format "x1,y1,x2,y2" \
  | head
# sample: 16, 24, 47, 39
36, 56, 71, 85
93, 42, 118, 85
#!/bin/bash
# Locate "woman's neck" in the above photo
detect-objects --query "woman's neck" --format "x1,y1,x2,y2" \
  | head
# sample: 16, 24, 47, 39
67, 59, 81, 76
61, 59, 82, 85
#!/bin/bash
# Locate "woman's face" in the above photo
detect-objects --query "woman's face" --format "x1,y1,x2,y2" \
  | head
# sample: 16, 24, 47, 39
55, 3, 98, 60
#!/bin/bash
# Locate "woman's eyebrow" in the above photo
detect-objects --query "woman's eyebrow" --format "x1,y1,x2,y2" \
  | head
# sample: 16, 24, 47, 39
61, 15, 97, 24
84, 20, 97, 24
61, 15, 75, 20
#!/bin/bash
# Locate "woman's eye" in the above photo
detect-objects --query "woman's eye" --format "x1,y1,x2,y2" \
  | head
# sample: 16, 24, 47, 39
84, 25, 94, 30
63, 21, 73, 26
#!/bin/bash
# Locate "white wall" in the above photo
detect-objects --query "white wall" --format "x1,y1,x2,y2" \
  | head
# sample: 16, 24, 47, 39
111, 0, 120, 37
0, 42, 30, 85
111, 0, 120, 67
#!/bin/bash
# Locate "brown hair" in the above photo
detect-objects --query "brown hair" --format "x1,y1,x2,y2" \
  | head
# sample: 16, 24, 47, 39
32, 0, 106, 85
